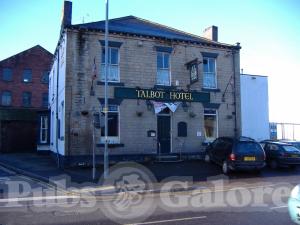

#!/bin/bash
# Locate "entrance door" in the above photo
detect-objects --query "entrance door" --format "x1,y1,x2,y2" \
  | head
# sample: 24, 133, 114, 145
157, 115, 171, 154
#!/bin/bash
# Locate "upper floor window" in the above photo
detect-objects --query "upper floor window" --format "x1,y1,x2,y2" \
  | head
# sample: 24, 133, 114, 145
22, 92, 31, 107
1, 91, 12, 106
101, 47, 119, 82
41, 71, 49, 84
23, 69, 32, 83
157, 52, 170, 86
42, 93, 48, 108
2, 68, 12, 81
203, 57, 216, 89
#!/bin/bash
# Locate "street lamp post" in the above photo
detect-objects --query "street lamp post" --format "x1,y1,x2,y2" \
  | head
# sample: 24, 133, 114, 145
104, 0, 109, 179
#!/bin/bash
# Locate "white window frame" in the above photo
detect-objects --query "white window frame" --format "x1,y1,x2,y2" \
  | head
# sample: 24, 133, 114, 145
101, 47, 120, 83
203, 57, 217, 89
204, 109, 218, 142
100, 105, 120, 144
40, 116, 48, 144
156, 52, 171, 86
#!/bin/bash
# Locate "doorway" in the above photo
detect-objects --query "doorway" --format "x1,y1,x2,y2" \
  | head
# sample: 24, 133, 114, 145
157, 109, 171, 155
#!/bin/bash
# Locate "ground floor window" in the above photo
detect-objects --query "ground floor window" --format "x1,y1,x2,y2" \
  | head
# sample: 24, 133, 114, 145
204, 109, 218, 141
40, 115, 48, 144
101, 105, 119, 143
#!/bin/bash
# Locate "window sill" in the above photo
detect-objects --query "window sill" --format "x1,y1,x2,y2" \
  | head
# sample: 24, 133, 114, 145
201, 88, 220, 92
96, 143, 124, 148
97, 81, 124, 86
154, 85, 176, 90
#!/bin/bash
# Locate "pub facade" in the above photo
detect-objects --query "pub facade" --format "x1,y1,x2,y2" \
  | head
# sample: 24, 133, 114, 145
49, 1, 241, 166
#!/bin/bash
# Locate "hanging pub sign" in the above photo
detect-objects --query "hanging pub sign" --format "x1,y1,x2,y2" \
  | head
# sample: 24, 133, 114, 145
185, 58, 200, 85
114, 87, 210, 103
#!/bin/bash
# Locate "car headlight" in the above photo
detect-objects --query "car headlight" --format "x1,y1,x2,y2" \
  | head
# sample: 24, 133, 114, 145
288, 185, 300, 224
291, 185, 300, 200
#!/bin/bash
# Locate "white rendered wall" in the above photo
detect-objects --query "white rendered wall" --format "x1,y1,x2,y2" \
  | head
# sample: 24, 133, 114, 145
241, 74, 270, 141
49, 33, 67, 156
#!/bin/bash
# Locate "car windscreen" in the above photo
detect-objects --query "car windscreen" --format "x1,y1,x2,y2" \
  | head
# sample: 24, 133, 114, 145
235, 142, 263, 153
282, 145, 300, 153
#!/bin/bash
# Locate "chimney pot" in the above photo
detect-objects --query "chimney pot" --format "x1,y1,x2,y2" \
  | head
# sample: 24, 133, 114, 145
203, 26, 218, 42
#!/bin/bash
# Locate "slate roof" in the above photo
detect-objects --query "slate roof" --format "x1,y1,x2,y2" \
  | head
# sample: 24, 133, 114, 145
70, 16, 239, 49
0, 45, 53, 63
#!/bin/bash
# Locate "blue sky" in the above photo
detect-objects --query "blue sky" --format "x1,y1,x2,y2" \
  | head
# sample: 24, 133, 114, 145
1, 0, 300, 123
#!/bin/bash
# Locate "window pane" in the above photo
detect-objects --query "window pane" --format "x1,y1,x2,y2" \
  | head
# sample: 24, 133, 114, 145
209, 58, 215, 72
101, 112, 118, 137
203, 72, 216, 88
102, 48, 112, 64
42, 93, 48, 107
1, 91, 12, 106
203, 59, 209, 72
204, 114, 217, 139
22, 92, 31, 107
41, 71, 49, 84
23, 69, 32, 82
108, 113, 118, 136
108, 105, 118, 112
157, 52, 163, 69
2, 68, 12, 81
157, 69, 170, 85
109, 65, 119, 81
110, 48, 119, 65
163, 53, 169, 69
100, 64, 105, 80
101, 48, 105, 64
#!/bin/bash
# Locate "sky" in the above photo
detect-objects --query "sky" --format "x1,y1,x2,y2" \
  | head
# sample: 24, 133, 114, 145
1, 0, 300, 124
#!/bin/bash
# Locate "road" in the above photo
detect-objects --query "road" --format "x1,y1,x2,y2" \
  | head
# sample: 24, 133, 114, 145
0, 164, 299, 225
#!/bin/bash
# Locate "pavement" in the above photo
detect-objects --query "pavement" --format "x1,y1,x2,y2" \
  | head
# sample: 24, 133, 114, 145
0, 153, 300, 225
1, 152, 300, 195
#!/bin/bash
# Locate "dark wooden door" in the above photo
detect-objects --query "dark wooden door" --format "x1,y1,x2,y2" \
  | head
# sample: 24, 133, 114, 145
1, 121, 37, 153
157, 116, 171, 154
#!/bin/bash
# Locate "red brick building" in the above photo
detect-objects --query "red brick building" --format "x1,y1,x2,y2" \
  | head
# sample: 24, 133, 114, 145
0, 45, 53, 152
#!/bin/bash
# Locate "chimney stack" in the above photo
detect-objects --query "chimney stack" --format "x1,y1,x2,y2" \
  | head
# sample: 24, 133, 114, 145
203, 26, 218, 42
61, 1, 72, 28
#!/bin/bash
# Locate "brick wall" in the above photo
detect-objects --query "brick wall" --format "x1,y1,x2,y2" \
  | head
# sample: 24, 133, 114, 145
0, 45, 53, 109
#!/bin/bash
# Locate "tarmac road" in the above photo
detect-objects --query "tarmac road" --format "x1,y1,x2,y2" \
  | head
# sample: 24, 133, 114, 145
0, 164, 299, 225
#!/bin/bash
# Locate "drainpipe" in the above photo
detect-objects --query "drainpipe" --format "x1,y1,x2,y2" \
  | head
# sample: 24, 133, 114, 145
56, 48, 60, 168
232, 48, 238, 138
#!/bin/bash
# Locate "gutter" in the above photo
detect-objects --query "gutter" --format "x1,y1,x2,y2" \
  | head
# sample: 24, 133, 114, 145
55, 48, 60, 168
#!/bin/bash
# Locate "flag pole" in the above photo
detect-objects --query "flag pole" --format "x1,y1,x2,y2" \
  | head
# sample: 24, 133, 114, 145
104, 0, 109, 179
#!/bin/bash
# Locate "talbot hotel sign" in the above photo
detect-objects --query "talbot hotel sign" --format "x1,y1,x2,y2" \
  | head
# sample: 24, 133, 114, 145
114, 87, 210, 102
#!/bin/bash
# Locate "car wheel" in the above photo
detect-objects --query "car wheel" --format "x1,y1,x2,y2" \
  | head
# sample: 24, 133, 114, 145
222, 161, 230, 174
270, 160, 278, 169
204, 153, 211, 163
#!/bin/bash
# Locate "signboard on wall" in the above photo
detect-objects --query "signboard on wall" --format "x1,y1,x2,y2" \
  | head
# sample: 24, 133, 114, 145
114, 87, 210, 103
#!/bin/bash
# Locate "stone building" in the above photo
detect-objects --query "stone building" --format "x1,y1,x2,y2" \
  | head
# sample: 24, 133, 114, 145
0, 45, 53, 152
49, 1, 241, 166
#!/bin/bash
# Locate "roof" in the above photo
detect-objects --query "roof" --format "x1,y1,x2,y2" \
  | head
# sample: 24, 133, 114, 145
0, 45, 53, 63
70, 16, 239, 49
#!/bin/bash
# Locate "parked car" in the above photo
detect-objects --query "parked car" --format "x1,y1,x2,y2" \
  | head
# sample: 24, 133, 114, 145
281, 140, 300, 150
261, 140, 300, 169
204, 137, 266, 174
